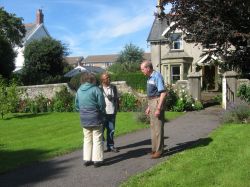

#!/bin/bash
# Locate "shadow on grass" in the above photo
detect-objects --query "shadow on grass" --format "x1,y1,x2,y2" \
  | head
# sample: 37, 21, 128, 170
163, 137, 213, 157
4, 113, 51, 120
105, 137, 212, 166
0, 148, 74, 187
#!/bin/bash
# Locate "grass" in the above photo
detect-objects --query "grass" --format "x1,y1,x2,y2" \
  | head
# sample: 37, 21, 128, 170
121, 124, 250, 187
0, 111, 183, 174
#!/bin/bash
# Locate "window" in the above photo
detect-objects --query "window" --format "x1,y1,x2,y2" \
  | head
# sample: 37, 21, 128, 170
171, 65, 180, 84
170, 33, 183, 50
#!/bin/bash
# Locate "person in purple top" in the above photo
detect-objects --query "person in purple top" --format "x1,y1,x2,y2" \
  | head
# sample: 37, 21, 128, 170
140, 60, 167, 159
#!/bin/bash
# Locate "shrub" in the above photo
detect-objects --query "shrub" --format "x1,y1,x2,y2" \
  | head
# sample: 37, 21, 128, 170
222, 103, 250, 124
17, 95, 51, 114
173, 99, 185, 112
164, 86, 178, 111
193, 100, 204, 110
0, 77, 21, 119
237, 84, 250, 103
110, 72, 147, 92
119, 93, 138, 112
213, 94, 222, 104
51, 86, 74, 112
134, 101, 150, 124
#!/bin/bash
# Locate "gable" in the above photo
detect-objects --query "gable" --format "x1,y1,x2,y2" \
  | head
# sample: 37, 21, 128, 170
24, 24, 50, 46
147, 17, 169, 43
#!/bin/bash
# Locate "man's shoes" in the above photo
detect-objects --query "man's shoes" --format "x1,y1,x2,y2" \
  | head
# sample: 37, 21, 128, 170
83, 161, 93, 167
151, 152, 162, 159
94, 161, 103, 168
105, 147, 119, 153
150, 151, 155, 155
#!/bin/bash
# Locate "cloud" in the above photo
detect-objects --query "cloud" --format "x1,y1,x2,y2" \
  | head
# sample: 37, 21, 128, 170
48, 0, 155, 56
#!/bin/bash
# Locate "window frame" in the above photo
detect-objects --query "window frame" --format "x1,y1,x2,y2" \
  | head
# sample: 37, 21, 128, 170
170, 33, 183, 50
171, 65, 181, 84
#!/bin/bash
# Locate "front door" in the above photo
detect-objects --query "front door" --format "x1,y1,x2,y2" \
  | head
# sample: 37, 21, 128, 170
203, 65, 215, 90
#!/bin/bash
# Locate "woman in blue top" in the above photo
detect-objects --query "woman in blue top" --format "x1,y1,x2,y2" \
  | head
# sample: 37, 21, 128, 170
75, 72, 106, 167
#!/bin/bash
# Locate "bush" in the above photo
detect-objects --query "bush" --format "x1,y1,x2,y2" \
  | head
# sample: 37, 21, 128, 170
119, 93, 139, 112
213, 94, 222, 104
134, 101, 150, 124
237, 84, 250, 103
17, 94, 51, 114
51, 86, 74, 112
164, 86, 178, 111
110, 72, 147, 92
193, 100, 204, 110
222, 103, 250, 124
173, 99, 185, 112
170, 89, 203, 112
0, 77, 21, 119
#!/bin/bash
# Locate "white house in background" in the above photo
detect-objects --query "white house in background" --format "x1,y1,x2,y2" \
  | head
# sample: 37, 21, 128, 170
14, 9, 50, 72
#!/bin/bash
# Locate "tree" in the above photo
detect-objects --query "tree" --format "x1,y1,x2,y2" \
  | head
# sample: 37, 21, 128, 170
161, 0, 250, 77
109, 43, 144, 73
0, 7, 26, 79
0, 37, 16, 79
0, 76, 20, 119
21, 37, 69, 85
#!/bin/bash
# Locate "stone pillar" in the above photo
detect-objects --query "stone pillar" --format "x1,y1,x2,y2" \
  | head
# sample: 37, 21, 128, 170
188, 72, 201, 101
222, 71, 238, 109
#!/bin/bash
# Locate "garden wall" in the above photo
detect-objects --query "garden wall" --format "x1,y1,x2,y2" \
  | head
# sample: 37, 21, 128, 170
19, 81, 146, 100
19, 83, 72, 99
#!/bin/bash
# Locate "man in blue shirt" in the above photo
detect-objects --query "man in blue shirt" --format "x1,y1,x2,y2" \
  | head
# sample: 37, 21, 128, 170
140, 60, 167, 159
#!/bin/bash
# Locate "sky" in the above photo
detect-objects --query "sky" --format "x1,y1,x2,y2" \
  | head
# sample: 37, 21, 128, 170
1, 0, 165, 57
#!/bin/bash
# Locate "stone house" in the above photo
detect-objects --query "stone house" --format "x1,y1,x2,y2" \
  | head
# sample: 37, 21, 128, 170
14, 9, 50, 72
83, 53, 151, 69
147, 5, 221, 91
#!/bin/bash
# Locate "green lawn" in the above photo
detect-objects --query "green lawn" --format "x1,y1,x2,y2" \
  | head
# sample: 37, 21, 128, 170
0, 111, 183, 173
121, 124, 250, 187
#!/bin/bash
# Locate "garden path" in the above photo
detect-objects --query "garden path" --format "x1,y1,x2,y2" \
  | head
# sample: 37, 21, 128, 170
0, 105, 223, 187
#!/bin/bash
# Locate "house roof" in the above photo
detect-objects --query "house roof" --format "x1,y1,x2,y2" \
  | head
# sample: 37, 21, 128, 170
64, 65, 105, 77
84, 54, 119, 63
147, 17, 170, 42
84, 53, 151, 64
24, 23, 37, 41
195, 54, 221, 66
64, 56, 84, 66
21, 10, 50, 46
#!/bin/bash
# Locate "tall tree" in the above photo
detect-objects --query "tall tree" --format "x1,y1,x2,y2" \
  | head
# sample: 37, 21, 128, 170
21, 37, 69, 85
0, 8, 26, 78
117, 43, 144, 65
0, 37, 16, 79
161, 0, 250, 77
111, 43, 144, 72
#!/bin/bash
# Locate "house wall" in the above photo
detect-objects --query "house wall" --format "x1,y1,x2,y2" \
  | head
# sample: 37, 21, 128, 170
150, 43, 168, 72
183, 43, 203, 72
14, 25, 50, 71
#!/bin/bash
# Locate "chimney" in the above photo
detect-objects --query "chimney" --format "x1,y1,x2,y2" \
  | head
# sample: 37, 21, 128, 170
36, 9, 44, 25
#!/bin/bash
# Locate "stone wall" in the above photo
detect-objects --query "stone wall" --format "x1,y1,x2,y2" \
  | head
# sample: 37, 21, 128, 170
19, 83, 72, 99
19, 81, 146, 101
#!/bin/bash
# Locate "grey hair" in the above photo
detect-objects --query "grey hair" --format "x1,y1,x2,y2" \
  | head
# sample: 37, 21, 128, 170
142, 60, 153, 70
80, 72, 96, 84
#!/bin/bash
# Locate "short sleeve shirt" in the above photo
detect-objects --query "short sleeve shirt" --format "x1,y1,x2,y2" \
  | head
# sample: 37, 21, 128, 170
147, 71, 166, 97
